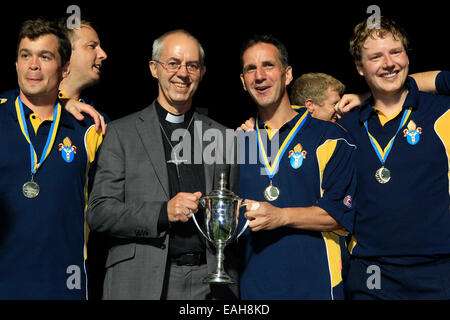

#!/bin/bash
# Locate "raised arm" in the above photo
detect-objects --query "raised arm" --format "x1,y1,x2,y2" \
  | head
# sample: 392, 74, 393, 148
410, 70, 441, 94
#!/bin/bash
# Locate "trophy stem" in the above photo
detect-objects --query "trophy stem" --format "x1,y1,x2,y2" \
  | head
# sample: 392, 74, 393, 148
216, 241, 225, 275
203, 241, 234, 285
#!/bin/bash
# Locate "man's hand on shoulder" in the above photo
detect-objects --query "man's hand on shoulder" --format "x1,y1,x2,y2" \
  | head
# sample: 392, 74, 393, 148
62, 99, 107, 135
334, 92, 371, 116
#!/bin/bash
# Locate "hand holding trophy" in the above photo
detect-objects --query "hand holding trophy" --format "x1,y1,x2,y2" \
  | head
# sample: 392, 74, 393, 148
191, 172, 249, 284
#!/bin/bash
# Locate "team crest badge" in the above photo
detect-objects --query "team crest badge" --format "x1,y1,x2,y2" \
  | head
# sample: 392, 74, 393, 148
58, 137, 77, 163
288, 143, 307, 169
343, 195, 352, 208
403, 120, 422, 145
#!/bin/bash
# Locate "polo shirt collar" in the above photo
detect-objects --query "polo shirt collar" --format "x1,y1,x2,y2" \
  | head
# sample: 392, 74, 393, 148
10, 93, 74, 129
256, 107, 304, 130
359, 76, 419, 123
58, 90, 86, 104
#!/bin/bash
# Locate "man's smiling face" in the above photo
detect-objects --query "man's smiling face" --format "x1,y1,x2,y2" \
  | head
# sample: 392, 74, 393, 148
240, 42, 292, 109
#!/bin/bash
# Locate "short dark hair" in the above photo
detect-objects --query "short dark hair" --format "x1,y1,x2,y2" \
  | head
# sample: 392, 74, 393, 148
17, 18, 71, 66
240, 34, 289, 71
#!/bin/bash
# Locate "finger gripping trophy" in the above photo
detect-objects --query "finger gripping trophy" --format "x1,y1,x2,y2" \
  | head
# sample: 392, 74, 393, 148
191, 172, 249, 284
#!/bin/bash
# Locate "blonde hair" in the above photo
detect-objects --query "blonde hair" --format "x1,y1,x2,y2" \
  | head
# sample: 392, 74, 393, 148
290, 73, 345, 106
57, 18, 93, 46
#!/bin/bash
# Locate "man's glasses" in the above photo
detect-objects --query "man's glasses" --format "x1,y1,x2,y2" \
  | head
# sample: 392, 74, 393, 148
154, 60, 202, 74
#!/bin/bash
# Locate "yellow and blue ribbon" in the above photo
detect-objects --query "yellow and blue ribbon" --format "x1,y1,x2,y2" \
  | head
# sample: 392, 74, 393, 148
364, 108, 412, 164
15, 96, 61, 175
256, 111, 309, 179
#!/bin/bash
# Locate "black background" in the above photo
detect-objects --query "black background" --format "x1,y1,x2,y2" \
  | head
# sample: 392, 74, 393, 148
1, 0, 449, 129
1, 0, 449, 311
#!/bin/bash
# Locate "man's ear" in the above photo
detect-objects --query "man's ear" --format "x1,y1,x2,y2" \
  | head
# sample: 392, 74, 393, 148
199, 65, 206, 80
305, 98, 315, 113
149, 60, 158, 79
284, 66, 293, 86
240, 74, 248, 92
62, 61, 70, 79
355, 61, 364, 77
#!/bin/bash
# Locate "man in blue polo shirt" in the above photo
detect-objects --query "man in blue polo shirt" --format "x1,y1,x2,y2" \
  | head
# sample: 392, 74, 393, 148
0, 18, 103, 299
339, 17, 450, 299
58, 17, 110, 301
237, 35, 357, 299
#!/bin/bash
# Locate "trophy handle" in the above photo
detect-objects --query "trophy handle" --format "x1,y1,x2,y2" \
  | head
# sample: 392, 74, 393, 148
235, 202, 251, 239
191, 198, 213, 243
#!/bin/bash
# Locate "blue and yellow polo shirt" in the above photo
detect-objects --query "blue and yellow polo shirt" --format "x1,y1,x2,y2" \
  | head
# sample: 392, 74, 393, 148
339, 77, 450, 263
0, 90, 103, 299
238, 108, 357, 299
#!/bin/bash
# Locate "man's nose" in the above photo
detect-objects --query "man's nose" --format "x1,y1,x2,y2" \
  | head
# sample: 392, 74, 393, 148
382, 54, 395, 69
175, 64, 190, 77
29, 57, 40, 70
97, 46, 107, 61
255, 67, 266, 81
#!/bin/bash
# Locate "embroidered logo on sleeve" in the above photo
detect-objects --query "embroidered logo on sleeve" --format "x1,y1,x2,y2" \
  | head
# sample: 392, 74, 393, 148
343, 195, 352, 208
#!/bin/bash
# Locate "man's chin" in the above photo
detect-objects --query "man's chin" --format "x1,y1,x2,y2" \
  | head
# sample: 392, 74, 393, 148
168, 98, 193, 112
21, 89, 45, 97
85, 77, 100, 88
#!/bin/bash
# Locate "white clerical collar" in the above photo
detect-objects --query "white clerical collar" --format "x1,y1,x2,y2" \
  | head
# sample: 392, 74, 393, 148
165, 112, 185, 124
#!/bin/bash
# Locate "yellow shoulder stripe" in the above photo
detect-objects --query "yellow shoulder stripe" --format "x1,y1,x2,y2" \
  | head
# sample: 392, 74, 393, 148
434, 109, 450, 195
316, 139, 338, 197
85, 125, 104, 163
83, 125, 103, 260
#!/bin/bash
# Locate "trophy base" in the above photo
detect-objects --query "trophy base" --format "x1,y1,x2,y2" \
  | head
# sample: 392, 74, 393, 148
202, 273, 235, 285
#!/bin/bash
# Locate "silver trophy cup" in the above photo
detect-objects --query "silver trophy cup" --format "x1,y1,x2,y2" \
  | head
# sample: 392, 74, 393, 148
191, 173, 249, 284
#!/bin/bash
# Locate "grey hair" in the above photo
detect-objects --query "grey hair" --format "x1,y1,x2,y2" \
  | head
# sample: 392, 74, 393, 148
152, 29, 205, 65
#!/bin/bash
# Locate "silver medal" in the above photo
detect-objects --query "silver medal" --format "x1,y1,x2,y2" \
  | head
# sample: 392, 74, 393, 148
264, 184, 280, 201
23, 180, 40, 198
375, 167, 391, 184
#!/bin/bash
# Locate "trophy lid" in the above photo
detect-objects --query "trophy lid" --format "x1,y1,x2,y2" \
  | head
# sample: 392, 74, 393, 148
207, 172, 237, 199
